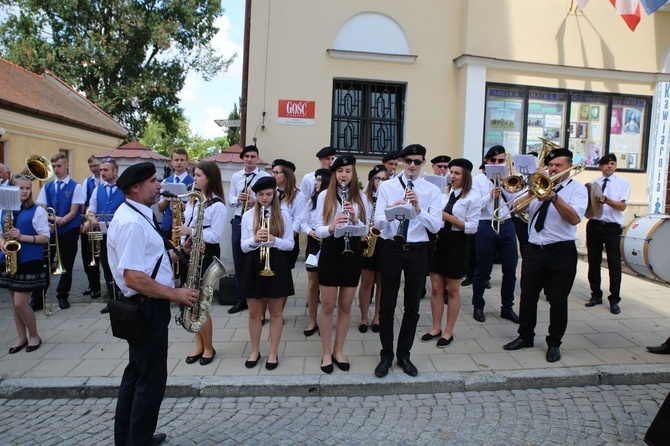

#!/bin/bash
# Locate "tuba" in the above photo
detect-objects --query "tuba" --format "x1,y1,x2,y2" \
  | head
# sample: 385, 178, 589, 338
162, 191, 225, 333
3, 211, 20, 275
259, 206, 276, 276
362, 199, 380, 258
21, 154, 55, 182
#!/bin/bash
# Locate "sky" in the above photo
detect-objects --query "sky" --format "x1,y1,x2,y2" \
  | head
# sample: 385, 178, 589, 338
179, 1, 245, 140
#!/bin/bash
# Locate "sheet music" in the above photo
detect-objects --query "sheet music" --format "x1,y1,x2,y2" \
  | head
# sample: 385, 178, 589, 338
161, 182, 188, 196
484, 164, 508, 181
423, 173, 447, 192
0, 186, 21, 211
512, 155, 538, 176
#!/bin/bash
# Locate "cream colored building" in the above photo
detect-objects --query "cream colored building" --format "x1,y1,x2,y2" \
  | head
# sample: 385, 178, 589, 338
244, 0, 670, 245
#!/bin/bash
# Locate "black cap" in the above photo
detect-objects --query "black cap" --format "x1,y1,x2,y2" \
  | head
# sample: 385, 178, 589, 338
251, 176, 277, 193
484, 145, 506, 160
315, 146, 336, 158
431, 155, 452, 165
239, 145, 259, 159
272, 159, 296, 172
381, 151, 399, 163
117, 162, 156, 192
598, 153, 617, 165
330, 154, 356, 172
315, 168, 331, 178
544, 148, 573, 164
368, 164, 388, 181
400, 144, 426, 158
448, 158, 473, 172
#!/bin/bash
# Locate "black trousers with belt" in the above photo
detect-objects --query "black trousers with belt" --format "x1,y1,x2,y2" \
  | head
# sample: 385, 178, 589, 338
586, 219, 622, 303
379, 240, 429, 361
31, 227, 79, 303
114, 297, 171, 446
517, 241, 577, 348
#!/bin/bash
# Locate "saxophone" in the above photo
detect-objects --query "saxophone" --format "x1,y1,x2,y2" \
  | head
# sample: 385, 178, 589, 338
162, 191, 226, 333
3, 211, 21, 275
362, 199, 380, 258
170, 200, 184, 280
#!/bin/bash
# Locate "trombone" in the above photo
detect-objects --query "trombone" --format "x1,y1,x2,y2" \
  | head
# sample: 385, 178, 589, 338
42, 207, 66, 316
259, 206, 275, 277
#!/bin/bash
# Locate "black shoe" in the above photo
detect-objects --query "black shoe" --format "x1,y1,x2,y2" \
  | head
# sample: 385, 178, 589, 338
58, 298, 70, 309
610, 303, 621, 314
436, 336, 454, 348
82, 288, 92, 296
8, 340, 28, 354
396, 357, 418, 377
29, 301, 43, 312
371, 323, 380, 333
420, 331, 442, 343
374, 359, 392, 378
647, 344, 670, 354
461, 278, 472, 287
332, 354, 350, 372
303, 325, 319, 337
503, 337, 534, 350
152, 433, 167, 445
245, 354, 261, 369
25, 337, 42, 353
321, 360, 334, 374
420, 286, 427, 299
585, 297, 603, 307
185, 352, 203, 364
443, 292, 449, 305
485, 281, 492, 289
546, 346, 561, 363
358, 323, 368, 333
199, 349, 216, 365
90, 290, 102, 299
500, 310, 520, 324
265, 358, 278, 370
473, 307, 486, 323
228, 302, 248, 314
100, 306, 109, 314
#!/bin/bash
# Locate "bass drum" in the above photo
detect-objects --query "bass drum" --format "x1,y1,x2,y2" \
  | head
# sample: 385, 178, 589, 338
620, 214, 670, 283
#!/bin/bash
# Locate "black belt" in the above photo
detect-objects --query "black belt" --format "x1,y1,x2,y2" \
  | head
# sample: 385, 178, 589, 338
480, 219, 512, 226
387, 240, 433, 251
126, 294, 148, 303
530, 240, 574, 250
590, 220, 621, 228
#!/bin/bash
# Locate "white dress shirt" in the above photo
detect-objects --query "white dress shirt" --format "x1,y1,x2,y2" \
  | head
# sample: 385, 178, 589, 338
241, 207, 294, 252
472, 173, 515, 221
445, 187, 482, 234
228, 167, 270, 217
314, 190, 368, 239
182, 194, 226, 245
300, 199, 320, 236
588, 174, 630, 225
528, 179, 588, 246
299, 171, 316, 201
36, 176, 86, 206
88, 181, 117, 215
280, 190, 307, 234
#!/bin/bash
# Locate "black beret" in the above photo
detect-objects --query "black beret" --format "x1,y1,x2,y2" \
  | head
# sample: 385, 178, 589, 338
272, 158, 296, 172
528, 151, 539, 157
330, 154, 356, 172
431, 155, 452, 165
239, 145, 259, 159
315, 168, 331, 178
381, 151, 399, 163
400, 144, 426, 158
544, 148, 573, 164
484, 145, 506, 160
251, 176, 276, 193
448, 158, 473, 172
368, 164, 388, 181
598, 153, 617, 165
479, 162, 485, 171
117, 162, 156, 192
316, 146, 336, 158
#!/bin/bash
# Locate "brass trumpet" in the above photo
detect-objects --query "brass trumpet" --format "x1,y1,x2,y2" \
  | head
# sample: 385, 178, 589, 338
46, 207, 66, 275
259, 206, 275, 277
87, 218, 103, 267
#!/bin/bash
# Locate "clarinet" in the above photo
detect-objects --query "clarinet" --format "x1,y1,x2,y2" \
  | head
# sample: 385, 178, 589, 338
394, 172, 413, 242
340, 180, 354, 256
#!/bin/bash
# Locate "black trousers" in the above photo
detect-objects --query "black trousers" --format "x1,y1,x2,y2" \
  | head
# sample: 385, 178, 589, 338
518, 241, 577, 347
379, 240, 429, 361
80, 232, 101, 292
586, 220, 622, 303
114, 297, 170, 446
31, 227, 79, 302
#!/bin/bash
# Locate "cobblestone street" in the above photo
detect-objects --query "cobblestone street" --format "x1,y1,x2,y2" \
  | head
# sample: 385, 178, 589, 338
1, 383, 667, 445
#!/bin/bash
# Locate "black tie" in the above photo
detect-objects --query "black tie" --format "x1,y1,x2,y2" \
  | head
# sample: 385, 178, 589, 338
277, 189, 285, 200
601, 178, 609, 193
533, 185, 564, 233
175, 176, 180, 184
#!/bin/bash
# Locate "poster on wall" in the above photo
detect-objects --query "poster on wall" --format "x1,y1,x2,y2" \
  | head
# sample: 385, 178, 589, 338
278, 100, 315, 126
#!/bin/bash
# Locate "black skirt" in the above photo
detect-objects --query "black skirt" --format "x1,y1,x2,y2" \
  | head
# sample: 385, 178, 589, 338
361, 237, 385, 271
241, 248, 295, 299
305, 236, 320, 272
318, 236, 362, 287
429, 228, 466, 279
0, 260, 48, 292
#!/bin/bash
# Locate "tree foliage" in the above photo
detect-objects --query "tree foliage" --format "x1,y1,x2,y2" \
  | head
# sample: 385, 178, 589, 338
0, 0, 235, 138
227, 101, 241, 146
140, 116, 228, 161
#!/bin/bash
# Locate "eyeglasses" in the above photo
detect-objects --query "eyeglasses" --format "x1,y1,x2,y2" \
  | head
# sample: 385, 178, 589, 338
489, 158, 506, 164
404, 159, 423, 166
271, 171, 283, 176
373, 177, 387, 182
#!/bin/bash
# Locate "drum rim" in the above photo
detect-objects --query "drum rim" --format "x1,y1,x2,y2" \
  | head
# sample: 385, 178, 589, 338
621, 214, 670, 283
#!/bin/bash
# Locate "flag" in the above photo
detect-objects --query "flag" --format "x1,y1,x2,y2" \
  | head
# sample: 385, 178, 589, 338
610, 0, 642, 31
640, 0, 669, 15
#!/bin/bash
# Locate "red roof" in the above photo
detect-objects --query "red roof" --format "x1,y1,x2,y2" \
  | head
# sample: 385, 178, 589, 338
95, 140, 169, 160
201, 144, 269, 166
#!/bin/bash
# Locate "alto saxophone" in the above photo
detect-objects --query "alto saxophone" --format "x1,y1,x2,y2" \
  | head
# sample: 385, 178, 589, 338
3, 211, 20, 275
362, 199, 380, 258
170, 199, 184, 280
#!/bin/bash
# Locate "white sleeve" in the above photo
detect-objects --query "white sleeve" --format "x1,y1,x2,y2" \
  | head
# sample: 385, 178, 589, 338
88, 186, 99, 214
272, 210, 295, 251
463, 192, 482, 235
314, 192, 331, 239
33, 206, 51, 236
240, 208, 257, 253
202, 202, 226, 244
36, 185, 47, 205
72, 183, 86, 205
291, 192, 307, 234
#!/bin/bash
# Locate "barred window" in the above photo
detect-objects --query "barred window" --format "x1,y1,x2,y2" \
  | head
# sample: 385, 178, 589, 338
331, 80, 405, 156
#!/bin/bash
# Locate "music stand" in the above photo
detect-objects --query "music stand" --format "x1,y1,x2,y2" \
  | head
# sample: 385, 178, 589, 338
384, 204, 416, 222
334, 224, 365, 238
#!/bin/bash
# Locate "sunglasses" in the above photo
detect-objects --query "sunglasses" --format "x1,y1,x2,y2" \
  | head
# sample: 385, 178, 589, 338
13, 174, 32, 180
489, 158, 506, 164
404, 159, 423, 166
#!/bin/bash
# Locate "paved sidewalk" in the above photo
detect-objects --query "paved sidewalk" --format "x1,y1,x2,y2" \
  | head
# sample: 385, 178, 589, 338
1, 255, 670, 398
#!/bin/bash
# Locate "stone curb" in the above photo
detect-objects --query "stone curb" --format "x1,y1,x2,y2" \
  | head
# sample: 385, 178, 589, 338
1, 364, 669, 399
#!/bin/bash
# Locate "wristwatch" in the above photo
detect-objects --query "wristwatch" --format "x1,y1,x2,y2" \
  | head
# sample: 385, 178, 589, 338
549, 195, 558, 204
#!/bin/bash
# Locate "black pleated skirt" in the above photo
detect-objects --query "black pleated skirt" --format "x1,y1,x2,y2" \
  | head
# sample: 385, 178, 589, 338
318, 236, 362, 287
429, 229, 466, 279
241, 248, 295, 298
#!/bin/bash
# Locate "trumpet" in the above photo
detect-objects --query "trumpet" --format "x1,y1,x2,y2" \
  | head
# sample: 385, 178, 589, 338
394, 172, 413, 242
340, 180, 354, 256
259, 206, 275, 276
86, 216, 103, 267
241, 180, 251, 215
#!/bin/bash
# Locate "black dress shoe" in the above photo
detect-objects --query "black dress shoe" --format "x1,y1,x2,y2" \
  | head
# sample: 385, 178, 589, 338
443, 292, 449, 305
358, 323, 368, 333
610, 303, 621, 314
436, 336, 454, 348
227, 302, 247, 314
332, 354, 350, 371
303, 325, 319, 337
265, 358, 278, 370
29, 301, 43, 311
26, 337, 42, 353
371, 323, 380, 333
374, 359, 392, 378
152, 433, 167, 445
58, 298, 70, 309
500, 310, 520, 324
473, 307, 486, 323
185, 352, 203, 364
199, 349, 216, 365
485, 281, 492, 289
396, 357, 418, 377
585, 297, 603, 307
90, 290, 102, 299
100, 306, 109, 314
503, 337, 534, 350
8, 340, 28, 354
420, 331, 442, 342
546, 346, 561, 363
647, 344, 670, 354
461, 278, 472, 287
321, 360, 334, 374
82, 288, 92, 295
245, 354, 261, 368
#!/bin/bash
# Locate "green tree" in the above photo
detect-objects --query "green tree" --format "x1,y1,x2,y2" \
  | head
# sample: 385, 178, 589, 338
0, 0, 235, 138
227, 102, 241, 147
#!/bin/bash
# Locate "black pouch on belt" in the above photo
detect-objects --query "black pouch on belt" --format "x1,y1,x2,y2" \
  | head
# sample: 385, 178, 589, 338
108, 299, 143, 343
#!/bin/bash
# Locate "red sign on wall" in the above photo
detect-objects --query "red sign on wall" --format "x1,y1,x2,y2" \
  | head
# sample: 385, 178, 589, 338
278, 100, 315, 126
